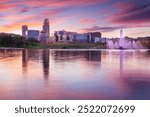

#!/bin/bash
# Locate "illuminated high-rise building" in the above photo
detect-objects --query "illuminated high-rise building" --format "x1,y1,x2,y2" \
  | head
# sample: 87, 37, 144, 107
22, 25, 28, 37
42, 18, 50, 38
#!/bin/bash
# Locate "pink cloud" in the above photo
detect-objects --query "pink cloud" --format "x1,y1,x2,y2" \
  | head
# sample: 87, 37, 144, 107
80, 18, 96, 24
0, 22, 41, 32
21, 0, 108, 8
0, 3, 17, 12
0, 0, 10, 3
96, 9, 111, 15
107, 1, 150, 26
42, 9, 65, 16
113, 2, 133, 13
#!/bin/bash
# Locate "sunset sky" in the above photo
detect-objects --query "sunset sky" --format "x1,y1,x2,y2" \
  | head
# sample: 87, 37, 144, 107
0, 0, 150, 38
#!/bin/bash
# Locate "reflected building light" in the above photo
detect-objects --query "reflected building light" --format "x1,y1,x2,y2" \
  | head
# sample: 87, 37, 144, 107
87, 51, 101, 62
120, 50, 123, 76
43, 49, 50, 80
4, 49, 8, 56
22, 49, 29, 74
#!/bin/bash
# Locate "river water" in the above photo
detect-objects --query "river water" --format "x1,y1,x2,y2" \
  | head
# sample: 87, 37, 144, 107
0, 49, 150, 99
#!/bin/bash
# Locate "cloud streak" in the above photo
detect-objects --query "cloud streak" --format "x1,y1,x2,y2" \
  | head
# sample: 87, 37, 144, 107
0, 0, 149, 38
109, 1, 150, 25
21, 0, 107, 8
80, 18, 96, 24
81, 26, 121, 32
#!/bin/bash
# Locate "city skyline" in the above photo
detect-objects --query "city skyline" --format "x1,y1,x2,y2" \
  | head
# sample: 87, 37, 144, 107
0, 0, 150, 38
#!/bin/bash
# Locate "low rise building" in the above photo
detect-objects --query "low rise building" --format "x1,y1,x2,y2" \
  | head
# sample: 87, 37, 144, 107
27, 30, 40, 40
72, 33, 90, 43
39, 31, 47, 42
54, 30, 77, 42
88, 32, 102, 43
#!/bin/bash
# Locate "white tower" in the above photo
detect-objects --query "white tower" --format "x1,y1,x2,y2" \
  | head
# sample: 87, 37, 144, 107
119, 29, 124, 48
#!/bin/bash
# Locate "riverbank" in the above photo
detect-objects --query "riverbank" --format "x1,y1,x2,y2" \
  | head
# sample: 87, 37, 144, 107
23, 42, 107, 49
0, 33, 106, 49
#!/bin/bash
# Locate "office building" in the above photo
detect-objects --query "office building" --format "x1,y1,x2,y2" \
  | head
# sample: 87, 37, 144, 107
39, 31, 47, 42
43, 18, 50, 38
27, 30, 40, 40
89, 32, 102, 43
73, 33, 90, 42
22, 18, 50, 41
22, 25, 28, 37
54, 30, 77, 42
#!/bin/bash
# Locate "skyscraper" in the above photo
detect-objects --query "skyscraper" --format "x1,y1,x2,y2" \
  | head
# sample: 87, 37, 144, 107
42, 18, 50, 38
22, 25, 28, 37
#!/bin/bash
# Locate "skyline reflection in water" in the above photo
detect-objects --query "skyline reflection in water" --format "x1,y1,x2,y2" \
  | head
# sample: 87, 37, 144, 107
0, 49, 150, 99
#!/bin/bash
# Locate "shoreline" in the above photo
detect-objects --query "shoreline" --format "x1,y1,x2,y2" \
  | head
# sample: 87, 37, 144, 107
0, 47, 149, 51
0, 43, 107, 49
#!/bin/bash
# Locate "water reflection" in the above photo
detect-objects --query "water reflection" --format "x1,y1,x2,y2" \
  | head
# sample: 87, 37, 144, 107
120, 50, 123, 75
42, 49, 50, 80
21, 49, 50, 80
22, 49, 28, 74
0, 49, 150, 99
52, 50, 101, 62
86, 51, 101, 61
0, 49, 21, 60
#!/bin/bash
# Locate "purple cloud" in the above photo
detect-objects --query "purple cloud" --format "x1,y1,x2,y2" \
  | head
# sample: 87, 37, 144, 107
81, 26, 122, 32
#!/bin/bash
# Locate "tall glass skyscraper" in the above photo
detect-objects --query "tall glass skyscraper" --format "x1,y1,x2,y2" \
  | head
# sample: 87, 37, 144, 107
42, 18, 50, 38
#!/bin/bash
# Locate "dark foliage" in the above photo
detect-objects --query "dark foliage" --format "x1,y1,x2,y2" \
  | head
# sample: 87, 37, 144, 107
0, 33, 26, 47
